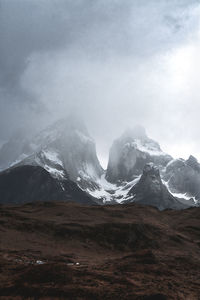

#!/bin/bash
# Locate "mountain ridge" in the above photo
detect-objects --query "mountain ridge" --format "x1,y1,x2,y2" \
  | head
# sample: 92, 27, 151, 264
0, 117, 199, 209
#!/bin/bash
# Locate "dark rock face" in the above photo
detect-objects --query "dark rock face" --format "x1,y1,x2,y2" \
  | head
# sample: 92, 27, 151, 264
0, 165, 96, 205
30, 117, 104, 183
164, 156, 200, 201
127, 163, 191, 210
0, 116, 104, 192
106, 127, 172, 183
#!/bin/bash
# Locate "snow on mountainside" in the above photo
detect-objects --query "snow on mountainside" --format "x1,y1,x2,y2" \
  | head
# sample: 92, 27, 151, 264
106, 126, 172, 183
124, 163, 195, 210
0, 120, 199, 209
3, 116, 103, 190
127, 139, 166, 156
18, 149, 67, 180
163, 180, 197, 204
163, 155, 200, 202
85, 174, 140, 204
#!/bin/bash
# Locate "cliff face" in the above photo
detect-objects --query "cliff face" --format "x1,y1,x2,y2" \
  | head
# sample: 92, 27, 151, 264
106, 126, 172, 183
164, 155, 200, 200
1, 116, 104, 192
0, 120, 199, 209
127, 163, 194, 210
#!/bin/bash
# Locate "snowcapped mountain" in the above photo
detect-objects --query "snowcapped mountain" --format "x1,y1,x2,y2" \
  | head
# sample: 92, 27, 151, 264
106, 126, 172, 183
163, 155, 200, 203
26, 116, 103, 183
0, 165, 96, 205
0, 120, 199, 209
2, 116, 103, 190
125, 163, 195, 210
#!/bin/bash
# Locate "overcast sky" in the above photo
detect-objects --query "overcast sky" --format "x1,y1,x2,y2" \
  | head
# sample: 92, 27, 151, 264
0, 0, 200, 167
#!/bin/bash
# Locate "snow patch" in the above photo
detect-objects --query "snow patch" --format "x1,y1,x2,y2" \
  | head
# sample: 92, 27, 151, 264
44, 165, 65, 179
163, 180, 197, 203
75, 130, 93, 144
42, 150, 63, 166
124, 139, 166, 156
10, 153, 29, 167
79, 163, 99, 180
86, 174, 140, 203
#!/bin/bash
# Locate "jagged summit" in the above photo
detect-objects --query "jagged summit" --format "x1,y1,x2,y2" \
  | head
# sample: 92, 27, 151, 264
186, 155, 200, 172
126, 163, 193, 210
164, 155, 200, 201
0, 119, 199, 209
1, 115, 103, 192
106, 126, 172, 183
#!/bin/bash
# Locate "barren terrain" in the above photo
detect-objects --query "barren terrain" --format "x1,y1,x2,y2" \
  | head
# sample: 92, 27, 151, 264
0, 202, 200, 299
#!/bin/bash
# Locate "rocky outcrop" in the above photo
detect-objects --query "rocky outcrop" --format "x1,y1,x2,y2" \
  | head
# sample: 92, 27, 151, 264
106, 126, 172, 183
126, 163, 194, 210
164, 155, 200, 201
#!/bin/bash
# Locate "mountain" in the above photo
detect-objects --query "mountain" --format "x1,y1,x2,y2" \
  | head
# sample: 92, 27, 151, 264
0, 119, 199, 210
1, 116, 104, 191
106, 126, 172, 183
0, 116, 103, 205
0, 165, 96, 205
163, 155, 200, 201
125, 163, 195, 210
27, 116, 103, 184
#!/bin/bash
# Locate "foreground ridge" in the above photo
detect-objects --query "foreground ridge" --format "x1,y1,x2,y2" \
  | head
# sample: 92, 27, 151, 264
0, 201, 199, 299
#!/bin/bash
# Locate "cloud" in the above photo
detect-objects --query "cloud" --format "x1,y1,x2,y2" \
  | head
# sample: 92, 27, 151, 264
1, 0, 200, 166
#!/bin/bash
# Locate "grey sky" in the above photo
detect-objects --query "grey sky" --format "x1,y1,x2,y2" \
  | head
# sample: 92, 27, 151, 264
0, 0, 200, 167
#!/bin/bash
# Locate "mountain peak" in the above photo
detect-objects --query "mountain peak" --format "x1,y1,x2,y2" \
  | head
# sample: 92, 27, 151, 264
106, 126, 171, 183
143, 162, 159, 176
186, 155, 199, 169
127, 163, 190, 210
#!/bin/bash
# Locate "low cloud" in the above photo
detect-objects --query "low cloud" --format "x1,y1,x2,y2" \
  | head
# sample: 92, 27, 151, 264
1, 0, 200, 166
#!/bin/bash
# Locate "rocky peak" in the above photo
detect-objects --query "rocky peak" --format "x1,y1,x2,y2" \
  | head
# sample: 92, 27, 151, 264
164, 156, 200, 201
186, 155, 200, 172
127, 163, 191, 210
143, 163, 159, 177
131, 163, 162, 198
2, 115, 103, 191
106, 127, 172, 183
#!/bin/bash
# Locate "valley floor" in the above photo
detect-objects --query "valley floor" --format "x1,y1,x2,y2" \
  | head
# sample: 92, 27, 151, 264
0, 202, 200, 300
